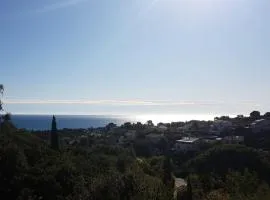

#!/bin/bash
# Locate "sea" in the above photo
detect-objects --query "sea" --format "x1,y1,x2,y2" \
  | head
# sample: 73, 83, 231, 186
10, 114, 217, 130
11, 115, 137, 130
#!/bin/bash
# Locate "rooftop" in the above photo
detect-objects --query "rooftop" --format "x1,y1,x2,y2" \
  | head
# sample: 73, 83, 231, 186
176, 137, 200, 143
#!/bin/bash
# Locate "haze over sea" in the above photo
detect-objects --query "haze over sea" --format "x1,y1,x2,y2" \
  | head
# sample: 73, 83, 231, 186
11, 114, 218, 130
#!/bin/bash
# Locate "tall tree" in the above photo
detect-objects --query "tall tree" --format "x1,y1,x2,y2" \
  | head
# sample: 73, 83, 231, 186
50, 115, 59, 150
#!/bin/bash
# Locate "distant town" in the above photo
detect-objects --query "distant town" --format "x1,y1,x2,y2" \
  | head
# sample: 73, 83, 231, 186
31, 110, 270, 155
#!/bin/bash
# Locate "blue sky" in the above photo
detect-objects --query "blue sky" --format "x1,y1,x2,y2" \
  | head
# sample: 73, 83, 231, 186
1, 0, 270, 116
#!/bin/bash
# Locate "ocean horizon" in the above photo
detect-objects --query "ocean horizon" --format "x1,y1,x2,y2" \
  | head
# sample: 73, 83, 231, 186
10, 114, 223, 130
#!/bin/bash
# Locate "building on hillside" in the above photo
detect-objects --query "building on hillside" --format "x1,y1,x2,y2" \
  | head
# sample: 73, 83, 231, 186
250, 119, 270, 133
209, 120, 233, 135
174, 137, 200, 151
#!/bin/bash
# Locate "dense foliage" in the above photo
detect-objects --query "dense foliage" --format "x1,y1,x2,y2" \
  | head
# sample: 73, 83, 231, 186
177, 144, 270, 200
0, 131, 173, 200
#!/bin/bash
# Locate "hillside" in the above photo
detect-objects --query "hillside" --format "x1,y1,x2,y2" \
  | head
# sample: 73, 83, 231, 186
0, 129, 174, 200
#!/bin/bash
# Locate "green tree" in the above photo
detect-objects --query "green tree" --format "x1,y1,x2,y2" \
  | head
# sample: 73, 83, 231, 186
225, 169, 259, 198
264, 112, 270, 119
250, 111, 260, 119
3, 113, 11, 122
105, 123, 117, 131
182, 145, 270, 184
147, 120, 154, 127
116, 156, 127, 173
122, 122, 132, 129
0, 141, 29, 199
0, 86, 13, 135
50, 116, 59, 150
135, 122, 144, 129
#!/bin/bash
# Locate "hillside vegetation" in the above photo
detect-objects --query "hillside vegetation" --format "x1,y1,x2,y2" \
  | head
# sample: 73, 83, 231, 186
0, 129, 173, 200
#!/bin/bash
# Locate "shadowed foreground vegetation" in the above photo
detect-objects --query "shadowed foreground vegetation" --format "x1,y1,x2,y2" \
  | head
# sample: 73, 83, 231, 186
0, 129, 174, 200
2, 125, 270, 200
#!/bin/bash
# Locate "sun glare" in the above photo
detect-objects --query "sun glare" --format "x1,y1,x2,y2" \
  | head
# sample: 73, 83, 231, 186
135, 114, 216, 124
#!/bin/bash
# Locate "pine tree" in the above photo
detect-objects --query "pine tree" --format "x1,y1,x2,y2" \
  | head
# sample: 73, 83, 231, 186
50, 115, 59, 150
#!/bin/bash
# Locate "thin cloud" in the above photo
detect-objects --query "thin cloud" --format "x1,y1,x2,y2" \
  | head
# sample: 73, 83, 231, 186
5, 99, 155, 105
3, 99, 257, 106
35, 0, 88, 13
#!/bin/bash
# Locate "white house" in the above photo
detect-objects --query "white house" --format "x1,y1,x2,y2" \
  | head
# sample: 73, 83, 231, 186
251, 119, 270, 133
209, 120, 233, 135
174, 137, 200, 151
